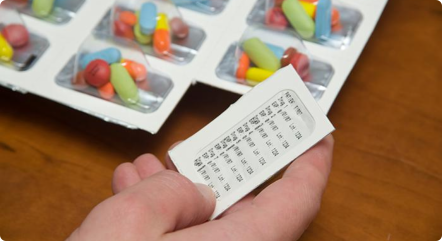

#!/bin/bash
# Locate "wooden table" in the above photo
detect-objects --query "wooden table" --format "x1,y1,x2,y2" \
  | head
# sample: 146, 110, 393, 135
1, 0, 441, 240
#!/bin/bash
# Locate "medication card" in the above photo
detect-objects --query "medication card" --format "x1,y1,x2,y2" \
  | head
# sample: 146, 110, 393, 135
169, 66, 335, 219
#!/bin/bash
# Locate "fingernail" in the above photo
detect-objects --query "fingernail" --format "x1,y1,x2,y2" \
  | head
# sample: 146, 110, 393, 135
195, 183, 215, 202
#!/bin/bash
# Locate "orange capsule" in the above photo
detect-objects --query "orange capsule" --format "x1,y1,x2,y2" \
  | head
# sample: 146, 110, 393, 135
236, 52, 250, 80
98, 82, 115, 100
153, 29, 171, 55
72, 71, 89, 90
119, 11, 137, 26
331, 8, 340, 26
121, 59, 148, 82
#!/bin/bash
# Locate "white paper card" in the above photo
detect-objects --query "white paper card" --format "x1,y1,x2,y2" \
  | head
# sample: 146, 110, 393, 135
169, 66, 335, 219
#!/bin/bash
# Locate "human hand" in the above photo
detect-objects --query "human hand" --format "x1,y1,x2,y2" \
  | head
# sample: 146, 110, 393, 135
67, 135, 334, 241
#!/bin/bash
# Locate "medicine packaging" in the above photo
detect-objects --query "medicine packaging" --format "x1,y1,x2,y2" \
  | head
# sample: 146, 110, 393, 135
0, 5, 48, 71
169, 66, 335, 219
216, 25, 333, 100
0, 0, 388, 133
55, 34, 173, 113
109, 0, 206, 64
3, 0, 86, 24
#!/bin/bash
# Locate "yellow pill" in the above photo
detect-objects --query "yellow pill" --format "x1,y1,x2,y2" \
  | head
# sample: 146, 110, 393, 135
246, 67, 274, 86
300, 1, 316, 18
156, 13, 169, 31
0, 34, 14, 62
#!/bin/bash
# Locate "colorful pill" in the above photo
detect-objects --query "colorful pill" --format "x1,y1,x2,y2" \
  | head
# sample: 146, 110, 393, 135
246, 67, 274, 86
156, 13, 170, 31
170, 17, 189, 39
265, 43, 284, 59
299, 1, 316, 18
110, 63, 139, 105
235, 52, 250, 80
274, 0, 285, 7
80, 47, 122, 69
265, 7, 288, 30
119, 11, 137, 26
98, 82, 115, 100
71, 71, 89, 90
134, 23, 152, 44
121, 59, 148, 82
32, 0, 55, 17
139, 2, 157, 35
290, 52, 310, 79
300, 0, 318, 4
315, 0, 332, 40
1, 24, 30, 48
281, 47, 298, 67
114, 20, 135, 40
242, 37, 280, 72
84, 59, 111, 88
0, 34, 14, 62
153, 29, 171, 55
282, 0, 315, 39
332, 8, 340, 26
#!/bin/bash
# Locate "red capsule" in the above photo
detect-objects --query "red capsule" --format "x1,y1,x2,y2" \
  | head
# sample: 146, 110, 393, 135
265, 7, 288, 30
1, 24, 29, 48
281, 47, 298, 67
169, 17, 189, 39
84, 59, 111, 87
290, 53, 310, 80
114, 20, 135, 40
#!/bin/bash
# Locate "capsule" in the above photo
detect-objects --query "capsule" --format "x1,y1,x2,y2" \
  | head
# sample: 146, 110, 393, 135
98, 82, 115, 100
281, 47, 298, 67
139, 2, 157, 35
242, 37, 280, 72
169, 17, 189, 39
80, 47, 122, 69
121, 59, 148, 82
246, 67, 274, 86
1, 24, 30, 48
32, 0, 55, 17
265, 7, 288, 30
235, 52, 250, 80
110, 63, 139, 105
134, 23, 153, 45
315, 0, 332, 40
119, 11, 137, 26
153, 13, 171, 55
299, 1, 316, 18
265, 43, 284, 59
114, 20, 135, 40
282, 0, 315, 39
0, 34, 14, 62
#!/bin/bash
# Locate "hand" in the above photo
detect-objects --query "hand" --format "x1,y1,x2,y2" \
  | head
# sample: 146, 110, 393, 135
67, 135, 334, 241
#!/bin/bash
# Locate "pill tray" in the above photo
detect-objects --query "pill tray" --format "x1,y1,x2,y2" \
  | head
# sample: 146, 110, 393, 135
0, 0, 388, 134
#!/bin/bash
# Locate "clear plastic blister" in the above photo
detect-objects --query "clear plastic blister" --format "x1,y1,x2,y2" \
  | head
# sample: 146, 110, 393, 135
3, 0, 85, 24
0, 5, 49, 71
106, 0, 206, 65
172, 0, 229, 15
55, 34, 173, 113
247, 0, 362, 49
216, 26, 333, 100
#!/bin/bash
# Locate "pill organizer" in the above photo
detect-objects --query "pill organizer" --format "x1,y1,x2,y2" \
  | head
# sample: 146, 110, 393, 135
0, 0, 388, 134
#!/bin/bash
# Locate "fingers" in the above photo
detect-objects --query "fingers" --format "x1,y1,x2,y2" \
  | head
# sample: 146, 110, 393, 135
112, 154, 166, 194
112, 163, 140, 194
133, 154, 166, 179
218, 194, 255, 218
165, 135, 334, 241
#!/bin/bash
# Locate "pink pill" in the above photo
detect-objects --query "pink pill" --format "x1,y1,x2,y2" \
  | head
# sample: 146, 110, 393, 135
290, 53, 310, 80
170, 17, 189, 39
1, 24, 30, 48
265, 7, 288, 30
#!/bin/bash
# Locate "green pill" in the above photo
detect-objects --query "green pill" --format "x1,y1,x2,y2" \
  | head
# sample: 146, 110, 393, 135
282, 0, 315, 39
110, 63, 140, 105
32, 0, 55, 18
134, 24, 152, 45
242, 37, 280, 72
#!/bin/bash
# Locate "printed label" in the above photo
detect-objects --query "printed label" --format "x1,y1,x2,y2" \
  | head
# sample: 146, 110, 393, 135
194, 90, 315, 200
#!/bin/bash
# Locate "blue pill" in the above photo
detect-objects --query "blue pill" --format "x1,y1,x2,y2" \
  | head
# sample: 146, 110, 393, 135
315, 0, 332, 40
80, 47, 122, 69
172, 0, 208, 5
265, 43, 284, 60
139, 2, 157, 35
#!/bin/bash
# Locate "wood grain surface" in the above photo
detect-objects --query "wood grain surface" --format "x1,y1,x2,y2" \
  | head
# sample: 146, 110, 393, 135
1, 0, 442, 240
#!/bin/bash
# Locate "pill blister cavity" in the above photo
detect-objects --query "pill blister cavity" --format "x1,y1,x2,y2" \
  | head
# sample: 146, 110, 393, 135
108, 0, 206, 65
2, 0, 86, 24
55, 33, 174, 113
248, 0, 363, 49
216, 26, 334, 100
0, 5, 49, 71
